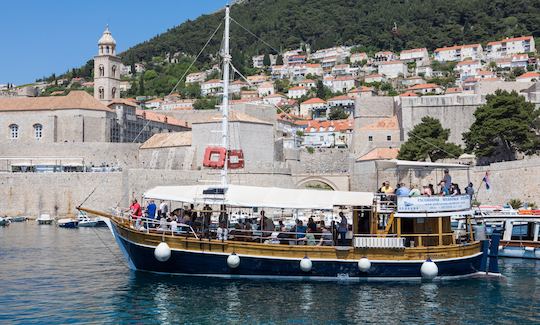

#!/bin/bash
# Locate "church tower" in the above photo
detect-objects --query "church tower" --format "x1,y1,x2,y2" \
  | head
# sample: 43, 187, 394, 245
94, 26, 121, 103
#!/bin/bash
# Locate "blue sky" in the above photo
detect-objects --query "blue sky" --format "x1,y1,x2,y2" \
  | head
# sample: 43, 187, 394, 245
0, 1, 226, 85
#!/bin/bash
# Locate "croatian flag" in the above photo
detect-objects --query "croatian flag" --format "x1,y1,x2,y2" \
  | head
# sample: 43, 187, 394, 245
482, 171, 491, 190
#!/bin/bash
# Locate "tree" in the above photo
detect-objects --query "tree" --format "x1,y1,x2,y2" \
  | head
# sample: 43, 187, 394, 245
276, 54, 283, 65
328, 107, 349, 120
463, 90, 540, 161
398, 116, 463, 161
138, 75, 145, 95
263, 52, 271, 67
193, 98, 218, 110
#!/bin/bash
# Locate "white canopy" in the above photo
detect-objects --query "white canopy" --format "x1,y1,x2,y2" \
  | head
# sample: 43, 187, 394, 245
143, 184, 374, 210
376, 159, 470, 170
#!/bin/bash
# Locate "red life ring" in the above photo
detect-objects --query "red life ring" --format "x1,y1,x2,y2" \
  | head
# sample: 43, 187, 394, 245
228, 150, 244, 169
203, 147, 227, 168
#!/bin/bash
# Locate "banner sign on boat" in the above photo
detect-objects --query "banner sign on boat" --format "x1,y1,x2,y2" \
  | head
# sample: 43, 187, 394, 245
397, 195, 471, 213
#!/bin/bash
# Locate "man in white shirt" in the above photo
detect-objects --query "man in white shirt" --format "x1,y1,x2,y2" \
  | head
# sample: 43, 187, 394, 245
159, 201, 168, 219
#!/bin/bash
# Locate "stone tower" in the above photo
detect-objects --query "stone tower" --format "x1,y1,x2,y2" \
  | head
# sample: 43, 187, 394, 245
94, 26, 121, 103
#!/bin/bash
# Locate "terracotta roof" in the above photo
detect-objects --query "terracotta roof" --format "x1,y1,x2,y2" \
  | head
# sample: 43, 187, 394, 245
456, 60, 480, 66
357, 148, 399, 161
477, 70, 494, 76
445, 87, 462, 93
140, 131, 192, 149
203, 79, 222, 84
328, 95, 354, 101
301, 97, 326, 105
434, 44, 481, 52
264, 93, 286, 99
512, 54, 529, 60
517, 71, 540, 79
288, 86, 307, 91
488, 36, 533, 46
375, 51, 394, 55
300, 79, 315, 83
334, 76, 356, 81
191, 111, 272, 125
146, 98, 164, 103
0, 90, 112, 112
400, 48, 427, 54
365, 74, 383, 79
108, 99, 137, 107
407, 83, 441, 90
379, 60, 404, 65
360, 116, 400, 130
136, 109, 189, 127
399, 91, 418, 97
305, 119, 353, 132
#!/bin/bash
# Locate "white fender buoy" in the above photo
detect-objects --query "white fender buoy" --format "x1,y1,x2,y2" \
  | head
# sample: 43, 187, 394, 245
358, 257, 371, 272
227, 253, 241, 268
420, 258, 438, 280
300, 257, 312, 272
154, 242, 171, 262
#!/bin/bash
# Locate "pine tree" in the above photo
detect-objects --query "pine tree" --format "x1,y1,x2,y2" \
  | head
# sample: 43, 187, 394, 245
398, 116, 463, 161
463, 90, 540, 161
276, 54, 283, 65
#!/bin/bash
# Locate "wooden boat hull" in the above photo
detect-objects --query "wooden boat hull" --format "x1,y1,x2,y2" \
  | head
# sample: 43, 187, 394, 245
104, 217, 498, 281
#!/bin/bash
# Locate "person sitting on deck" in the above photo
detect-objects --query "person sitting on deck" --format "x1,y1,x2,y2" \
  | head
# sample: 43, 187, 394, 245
439, 181, 450, 196
409, 185, 421, 197
307, 217, 317, 232
303, 227, 317, 246
216, 222, 228, 241
158, 201, 168, 220
293, 220, 307, 244
202, 204, 212, 238
337, 212, 348, 246
318, 226, 334, 246
395, 183, 410, 196
465, 182, 475, 199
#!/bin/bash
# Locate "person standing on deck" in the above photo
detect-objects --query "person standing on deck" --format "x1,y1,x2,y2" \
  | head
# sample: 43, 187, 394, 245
465, 183, 475, 200
129, 199, 142, 228
146, 200, 157, 228
158, 201, 168, 220
202, 204, 213, 237
337, 212, 348, 246
443, 169, 452, 191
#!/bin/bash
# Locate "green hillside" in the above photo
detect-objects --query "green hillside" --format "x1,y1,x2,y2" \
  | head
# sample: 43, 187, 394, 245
122, 0, 540, 65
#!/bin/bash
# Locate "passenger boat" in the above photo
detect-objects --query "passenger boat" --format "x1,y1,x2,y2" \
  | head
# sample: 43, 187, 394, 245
78, 6, 501, 281
36, 213, 54, 225
57, 218, 78, 228
458, 206, 540, 260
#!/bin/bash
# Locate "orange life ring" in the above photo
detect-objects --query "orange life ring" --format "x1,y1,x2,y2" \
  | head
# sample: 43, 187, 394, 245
228, 150, 244, 169
203, 147, 227, 168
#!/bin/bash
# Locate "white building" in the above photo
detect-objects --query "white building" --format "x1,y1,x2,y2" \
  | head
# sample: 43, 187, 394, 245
378, 60, 407, 79
257, 82, 275, 97
297, 79, 316, 88
201, 79, 222, 96
350, 52, 368, 64
186, 72, 207, 84
399, 48, 429, 63
252, 54, 277, 68
434, 44, 483, 62
511, 54, 529, 68
516, 71, 540, 82
144, 98, 163, 109
364, 74, 385, 83
455, 60, 483, 81
287, 86, 308, 99
300, 97, 326, 118
263, 93, 286, 106
161, 99, 195, 110
486, 36, 536, 60
302, 119, 353, 148
331, 76, 357, 93
372, 51, 397, 64
327, 95, 355, 107
407, 83, 443, 94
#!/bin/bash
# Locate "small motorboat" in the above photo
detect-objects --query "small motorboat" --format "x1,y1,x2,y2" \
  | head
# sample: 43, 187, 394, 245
77, 213, 98, 227
11, 216, 27, 222
57, 218, 78, 228
0, 217, 10, 227
37, 214, 54, 225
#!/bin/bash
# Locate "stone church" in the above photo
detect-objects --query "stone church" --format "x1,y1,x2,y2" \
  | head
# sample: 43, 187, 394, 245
94, 26, 121, 103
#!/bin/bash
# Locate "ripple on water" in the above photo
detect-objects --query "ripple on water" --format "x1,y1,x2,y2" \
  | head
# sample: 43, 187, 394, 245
1, 223, 540, 324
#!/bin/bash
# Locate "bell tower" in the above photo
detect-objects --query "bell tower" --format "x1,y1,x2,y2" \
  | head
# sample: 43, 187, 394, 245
94, 26, 121, 103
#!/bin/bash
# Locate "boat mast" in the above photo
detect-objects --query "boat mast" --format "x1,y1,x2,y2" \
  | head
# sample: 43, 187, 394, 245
221, 5, 231, 187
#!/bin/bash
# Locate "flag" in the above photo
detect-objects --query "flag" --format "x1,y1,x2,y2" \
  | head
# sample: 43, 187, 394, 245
482, 171, 491, 190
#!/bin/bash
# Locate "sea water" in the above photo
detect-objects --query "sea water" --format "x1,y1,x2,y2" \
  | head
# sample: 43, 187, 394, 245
1, 223, 539, 324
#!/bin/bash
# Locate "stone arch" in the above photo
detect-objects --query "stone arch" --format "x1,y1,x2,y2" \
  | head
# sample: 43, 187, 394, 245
296, 176, 338, 191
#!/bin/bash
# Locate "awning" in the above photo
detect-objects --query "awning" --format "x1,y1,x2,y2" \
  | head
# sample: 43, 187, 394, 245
394, 210, 473, 218
143, 184, 374, 210
375, 159, 470, 170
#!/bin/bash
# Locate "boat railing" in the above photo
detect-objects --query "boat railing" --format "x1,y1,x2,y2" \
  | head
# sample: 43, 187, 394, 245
353, 234, 405, 249
375, 194, 397, 213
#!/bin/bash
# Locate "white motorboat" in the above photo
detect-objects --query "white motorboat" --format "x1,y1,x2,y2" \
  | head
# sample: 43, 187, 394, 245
77, 213, 99, 227
57, 218, 78, 228
36, 214, 54, 225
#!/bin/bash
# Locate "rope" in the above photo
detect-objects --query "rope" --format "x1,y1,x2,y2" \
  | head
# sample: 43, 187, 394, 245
408, 131, 460, 159
169, 20, 224, 95
230, 17, 281, 54
90, 226, 128, 267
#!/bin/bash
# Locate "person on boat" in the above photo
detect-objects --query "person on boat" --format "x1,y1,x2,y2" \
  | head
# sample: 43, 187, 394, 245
129, 199, 142, 228
216, 222, 228, 241
443, 169, 452, 190
465, 182, 475, 199
158, 201, 168, 220
337, 212, 348, 246
396, 183, 410, 196
428, 184, 435, 196
381, 181, 393, 194
439, 181, 450, 196
409, 184, 421, 197
219, 204, 228, 227
450, 183, 461, 195
318, 226, 334, 246
294, 219, 307, 244
170, 217, 178, 233
202, 204, 212, 237
302, 227, 317, 246
146, 200, 157, 225
307, 217, 317, 232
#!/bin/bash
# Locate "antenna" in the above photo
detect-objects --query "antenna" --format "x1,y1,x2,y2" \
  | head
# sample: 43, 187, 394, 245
220, 5, 231, 187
